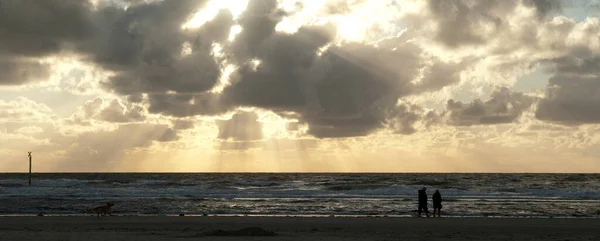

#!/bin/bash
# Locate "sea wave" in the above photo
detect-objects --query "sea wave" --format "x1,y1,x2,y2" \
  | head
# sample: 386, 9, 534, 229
1, 173, 600, 217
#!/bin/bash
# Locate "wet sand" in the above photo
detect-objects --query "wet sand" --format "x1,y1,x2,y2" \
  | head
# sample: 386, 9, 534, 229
0, 216, 598, 241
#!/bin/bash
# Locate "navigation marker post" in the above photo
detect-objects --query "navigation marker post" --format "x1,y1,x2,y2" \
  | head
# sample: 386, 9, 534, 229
28, 151, 32, 186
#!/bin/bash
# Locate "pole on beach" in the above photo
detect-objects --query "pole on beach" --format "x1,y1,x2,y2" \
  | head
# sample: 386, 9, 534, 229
28, 151, 32, 186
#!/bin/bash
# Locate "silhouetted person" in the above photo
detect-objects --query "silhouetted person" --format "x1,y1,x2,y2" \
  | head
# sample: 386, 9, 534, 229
432, 189, 442, 217
417, 187, 429, 217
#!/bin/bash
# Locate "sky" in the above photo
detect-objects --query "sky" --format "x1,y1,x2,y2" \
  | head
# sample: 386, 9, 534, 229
1, 0, 600, 173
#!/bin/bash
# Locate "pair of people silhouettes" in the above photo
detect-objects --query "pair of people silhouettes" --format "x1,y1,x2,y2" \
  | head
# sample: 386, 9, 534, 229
417, 187, 442, 217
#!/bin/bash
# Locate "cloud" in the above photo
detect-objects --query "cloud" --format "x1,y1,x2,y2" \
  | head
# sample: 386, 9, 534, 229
85, 1, 239, 117
54, 123, 178, 170
0, 0, 94, 86
261, 138, 318, 151
385, 103, 439, 135
225, 0, 284, 62
216, 111, 263, 141
69, 97, 146, 123
0, 131, 51, 152
16, 126, 44, 134
75, 123, 178, 147
535, 59, 600, 124
0, 96, 181, 171
220, 25, 465, 138
18, 0, 465, 139
90, 1, 230, 98
401, 1, 600, 128
532, 17, 600, 124
171, 119, 196, 130
21, 0, 460, 139
2, 0, 600, 148
418, 0, 561, 49
147, 92, 231, 117
218, 141, 262, 151
0, 58, 50, 85
0, 97, 57, 123
0, 0, 94, 58
445, 87, 536, 126
0, 0, 512, 140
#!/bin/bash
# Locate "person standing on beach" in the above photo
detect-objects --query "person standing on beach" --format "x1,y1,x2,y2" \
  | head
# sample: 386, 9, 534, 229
417, 187, 429, 217
432, 189, 442, 217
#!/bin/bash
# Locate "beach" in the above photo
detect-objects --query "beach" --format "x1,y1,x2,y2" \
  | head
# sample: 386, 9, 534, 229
0, 216, 598, 241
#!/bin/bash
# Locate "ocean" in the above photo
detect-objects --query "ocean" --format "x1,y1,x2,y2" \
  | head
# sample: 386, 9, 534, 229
0, 173, 599, 218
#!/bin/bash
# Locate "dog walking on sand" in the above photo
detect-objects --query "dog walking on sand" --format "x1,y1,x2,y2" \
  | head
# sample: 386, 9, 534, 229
86, 202, 115, 218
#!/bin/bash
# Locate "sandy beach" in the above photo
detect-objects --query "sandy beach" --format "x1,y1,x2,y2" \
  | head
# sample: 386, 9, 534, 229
0, 216, 598, 241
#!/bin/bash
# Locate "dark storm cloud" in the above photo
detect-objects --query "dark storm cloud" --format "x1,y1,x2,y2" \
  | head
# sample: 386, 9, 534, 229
89, 0, 229, 95
445, 87, 536, 126
220, 28, 464, 138
1, 0, 231, 96
0, 0, 93, 85
225, 0, 283, 63
82, 0, 239, 118
222, 25, 337, 110
0, 0, 94, 57
82, 0, 208, 69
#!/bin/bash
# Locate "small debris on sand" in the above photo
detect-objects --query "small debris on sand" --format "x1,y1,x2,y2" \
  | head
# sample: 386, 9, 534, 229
203, 227, 276, 236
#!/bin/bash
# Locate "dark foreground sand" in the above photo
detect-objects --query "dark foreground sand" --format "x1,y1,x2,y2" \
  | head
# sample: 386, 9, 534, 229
0, 216, 599, 241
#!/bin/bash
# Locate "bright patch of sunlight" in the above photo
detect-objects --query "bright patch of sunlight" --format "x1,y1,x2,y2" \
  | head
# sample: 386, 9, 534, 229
330, 2, 398, 42
211, 43, 224, 58
273, 0, 403, 42
395, 0, 425, 16
180, 42, 192, 57
249, 58, 262, 71
210, 64, 238, 93
316, 43, 332, 56
257, 110, 292, 139
275, 0, 327, 33
182, 0, 249, 29
228, 25, 243, 41
335, 16, 364, 42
